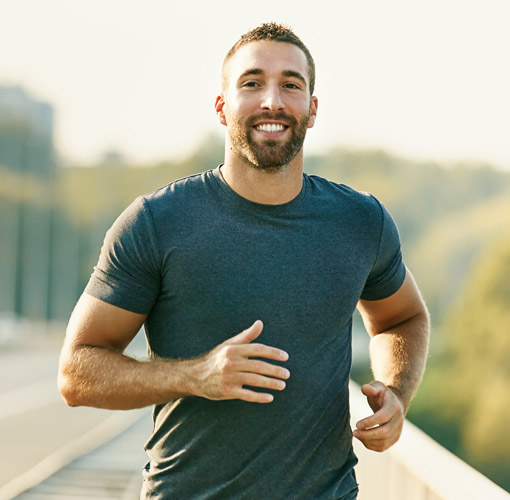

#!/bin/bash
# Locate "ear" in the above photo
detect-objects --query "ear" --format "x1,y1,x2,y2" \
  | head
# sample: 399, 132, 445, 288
307, 96, 318, 129
215, 94, 227, 126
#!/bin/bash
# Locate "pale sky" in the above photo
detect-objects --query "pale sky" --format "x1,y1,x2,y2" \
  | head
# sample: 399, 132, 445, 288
1, 0, 509, 169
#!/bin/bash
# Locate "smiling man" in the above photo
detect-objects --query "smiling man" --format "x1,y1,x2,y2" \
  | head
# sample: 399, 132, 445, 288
219, 40, 315, 173
59, 23, 429, 499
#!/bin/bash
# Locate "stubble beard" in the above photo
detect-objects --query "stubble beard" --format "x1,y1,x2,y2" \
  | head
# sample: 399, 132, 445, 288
227, 111, 310, 172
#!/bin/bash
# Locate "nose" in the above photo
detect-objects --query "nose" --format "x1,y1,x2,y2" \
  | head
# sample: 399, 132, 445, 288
261, 84, 285, 111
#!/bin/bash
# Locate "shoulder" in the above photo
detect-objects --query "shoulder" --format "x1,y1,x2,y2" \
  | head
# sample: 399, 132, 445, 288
305, 173, 384, 217
103, 170, 214, 239
143, 169, 214, 206
120, 169, 217, 227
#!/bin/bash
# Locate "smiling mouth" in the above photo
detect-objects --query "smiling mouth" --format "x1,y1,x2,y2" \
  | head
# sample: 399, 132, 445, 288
254, 123, 288, 133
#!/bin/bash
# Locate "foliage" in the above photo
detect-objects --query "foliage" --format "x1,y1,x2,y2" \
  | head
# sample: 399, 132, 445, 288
409, 237, 510, 490
407, 195, 510, 326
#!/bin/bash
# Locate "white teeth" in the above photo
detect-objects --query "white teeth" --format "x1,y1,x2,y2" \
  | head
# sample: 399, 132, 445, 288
256, 123, 285, 132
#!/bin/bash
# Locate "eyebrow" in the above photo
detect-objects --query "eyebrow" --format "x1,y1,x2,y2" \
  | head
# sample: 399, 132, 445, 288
282, 70, 307, 86
237, 68, 263, 82
237, 68, 307, 87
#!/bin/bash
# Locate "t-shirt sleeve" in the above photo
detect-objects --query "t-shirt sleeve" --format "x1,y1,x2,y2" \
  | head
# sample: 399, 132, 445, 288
85, 196, 161, 314
360, 197, 406, 301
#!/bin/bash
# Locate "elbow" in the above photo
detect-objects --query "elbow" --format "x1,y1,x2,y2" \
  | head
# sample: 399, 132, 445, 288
58, 373, 80, 407
57, 361, 85, 407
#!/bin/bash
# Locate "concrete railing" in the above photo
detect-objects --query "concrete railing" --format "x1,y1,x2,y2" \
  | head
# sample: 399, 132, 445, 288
349, 381, 509, 500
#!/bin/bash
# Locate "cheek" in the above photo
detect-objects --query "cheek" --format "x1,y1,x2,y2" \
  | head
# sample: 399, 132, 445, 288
226, 104, 251, 129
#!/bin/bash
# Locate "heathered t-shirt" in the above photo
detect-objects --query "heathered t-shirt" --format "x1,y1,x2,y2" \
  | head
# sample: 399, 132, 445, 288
85, 166, 406, 500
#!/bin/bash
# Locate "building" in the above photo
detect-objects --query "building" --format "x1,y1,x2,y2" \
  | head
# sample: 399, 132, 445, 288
0, 85, 56, 321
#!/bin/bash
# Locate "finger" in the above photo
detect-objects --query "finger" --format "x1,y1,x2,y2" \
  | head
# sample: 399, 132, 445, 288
227, 320, 264, 345
236, 343, 289, 362
356, 405, 394, 430
354, 420, 398, 441
361, 382, 387, 413
361, 383, 379, 397
238, 372, 287, 391
231, 387, 274, 404
353, 424, 401, 451
235, 358, 290, 379
353, 431, 398, 452
359, 385, 405, 430
228, 358, 290, 379
361, 382, 385, 402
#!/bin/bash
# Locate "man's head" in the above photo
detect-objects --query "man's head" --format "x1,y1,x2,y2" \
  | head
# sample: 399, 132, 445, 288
217, 23, 318, 172
222, 22, 316, 96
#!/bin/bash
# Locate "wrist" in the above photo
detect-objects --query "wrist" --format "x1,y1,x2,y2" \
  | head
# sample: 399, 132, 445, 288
154, 357, 200, 401
177, 356, 208, 399
386, 385, 408, 414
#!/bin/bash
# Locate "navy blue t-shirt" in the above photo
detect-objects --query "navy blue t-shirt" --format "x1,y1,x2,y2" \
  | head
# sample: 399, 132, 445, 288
85, 166, 406, 499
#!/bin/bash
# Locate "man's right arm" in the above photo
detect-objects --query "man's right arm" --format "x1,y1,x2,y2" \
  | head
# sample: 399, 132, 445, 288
58, 293, 290, 410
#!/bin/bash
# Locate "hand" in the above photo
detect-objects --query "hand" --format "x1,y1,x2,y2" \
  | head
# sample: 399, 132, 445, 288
192, 320, 290, 404
352, 381, 405, 452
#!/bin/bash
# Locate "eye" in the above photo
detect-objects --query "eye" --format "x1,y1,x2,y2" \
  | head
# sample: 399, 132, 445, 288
283, 82, 300, 90
243, 81, 260, 88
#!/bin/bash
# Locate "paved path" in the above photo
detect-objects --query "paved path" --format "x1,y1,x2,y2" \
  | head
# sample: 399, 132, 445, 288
0, 329, 150, 499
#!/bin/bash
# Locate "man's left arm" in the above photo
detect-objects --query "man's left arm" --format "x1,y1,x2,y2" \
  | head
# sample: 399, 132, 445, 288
354, 268, 430, 452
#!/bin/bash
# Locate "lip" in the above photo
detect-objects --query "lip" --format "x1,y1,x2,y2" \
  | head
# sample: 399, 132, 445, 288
253, 127, 288, 139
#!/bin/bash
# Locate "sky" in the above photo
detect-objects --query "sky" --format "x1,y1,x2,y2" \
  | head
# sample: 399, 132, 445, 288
1, 0, 509, 169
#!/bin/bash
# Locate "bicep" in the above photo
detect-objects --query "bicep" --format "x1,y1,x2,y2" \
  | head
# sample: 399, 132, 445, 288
357, 268, 427, 336
64, 292, 147, 353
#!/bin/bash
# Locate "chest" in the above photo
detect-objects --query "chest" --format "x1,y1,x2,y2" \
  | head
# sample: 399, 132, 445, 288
147, 209, 377, 357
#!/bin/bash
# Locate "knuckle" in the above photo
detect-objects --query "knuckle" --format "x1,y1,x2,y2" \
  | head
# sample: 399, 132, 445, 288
221, 357, 235, 371
366, 440, 385, 452
224, 386, 235, 397
253, 360, 264, 372
252, 343, 264, 354
223, 345, 235, 357
219, 380, 234, 396
378, 427, 390, 439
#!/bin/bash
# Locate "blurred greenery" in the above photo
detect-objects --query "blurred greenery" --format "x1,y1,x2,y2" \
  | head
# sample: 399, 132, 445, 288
408, 237, 510, 490
1, 135, 509, 490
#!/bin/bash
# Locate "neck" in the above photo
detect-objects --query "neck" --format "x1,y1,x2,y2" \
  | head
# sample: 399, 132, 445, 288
221, 149, 304, 205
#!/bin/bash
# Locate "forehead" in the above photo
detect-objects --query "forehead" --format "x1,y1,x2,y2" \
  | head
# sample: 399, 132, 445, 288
226, 41, 310, 84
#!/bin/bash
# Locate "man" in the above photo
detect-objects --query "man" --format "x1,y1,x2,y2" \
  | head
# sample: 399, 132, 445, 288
59, 23, 429, 499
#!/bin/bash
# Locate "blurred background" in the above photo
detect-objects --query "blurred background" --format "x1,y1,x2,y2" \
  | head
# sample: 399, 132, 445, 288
1, 0, 509, 494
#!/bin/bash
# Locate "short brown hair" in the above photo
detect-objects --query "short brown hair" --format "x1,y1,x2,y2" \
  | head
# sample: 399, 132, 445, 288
222, 22, 316, 95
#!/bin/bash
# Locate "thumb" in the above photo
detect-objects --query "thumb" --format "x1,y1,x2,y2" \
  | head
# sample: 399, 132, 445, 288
228, 320, 264, 345
362, 381, 386, 411
361, 382, 382, 398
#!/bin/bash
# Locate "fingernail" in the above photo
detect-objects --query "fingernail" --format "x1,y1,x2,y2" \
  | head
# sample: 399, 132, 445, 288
280, 350, 289, 360
282, 369, 290, 378
277, 380, 286, 390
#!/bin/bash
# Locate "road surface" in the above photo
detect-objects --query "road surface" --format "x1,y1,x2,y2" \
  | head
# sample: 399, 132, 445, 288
0, 327, 149, 498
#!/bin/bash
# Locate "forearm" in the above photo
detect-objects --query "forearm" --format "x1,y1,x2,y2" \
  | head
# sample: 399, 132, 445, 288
58, 345, 197, 410
368, 311, 430, 413
59, 319, 289, 410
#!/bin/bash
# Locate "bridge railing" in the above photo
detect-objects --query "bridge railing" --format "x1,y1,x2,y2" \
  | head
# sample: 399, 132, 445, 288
349, 380, 509, 500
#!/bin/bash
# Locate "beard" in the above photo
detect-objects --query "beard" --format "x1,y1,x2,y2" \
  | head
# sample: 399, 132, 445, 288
227, 110, 310, 172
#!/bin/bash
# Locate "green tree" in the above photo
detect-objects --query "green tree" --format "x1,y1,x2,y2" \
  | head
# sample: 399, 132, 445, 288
448, 237, 510, 484
410, 236, 510, 491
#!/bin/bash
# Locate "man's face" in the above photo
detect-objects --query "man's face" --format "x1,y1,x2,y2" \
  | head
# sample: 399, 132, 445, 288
217, 41, 318, 171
